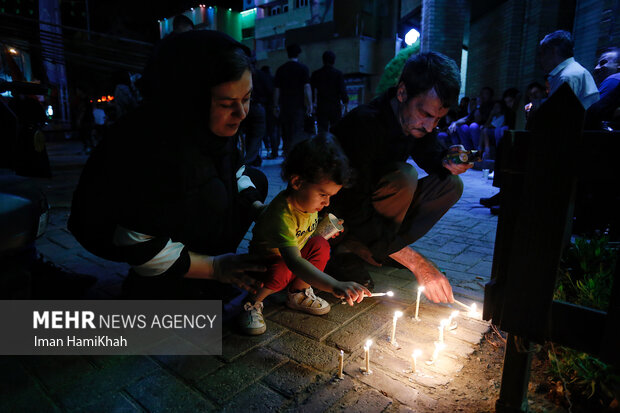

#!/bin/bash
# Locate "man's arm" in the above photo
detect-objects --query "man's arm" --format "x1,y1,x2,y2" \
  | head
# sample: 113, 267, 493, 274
389, 246, 454, 303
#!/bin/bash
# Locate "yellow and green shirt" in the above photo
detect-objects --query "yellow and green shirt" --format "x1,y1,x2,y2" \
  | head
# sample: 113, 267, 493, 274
250, 190, 318, 256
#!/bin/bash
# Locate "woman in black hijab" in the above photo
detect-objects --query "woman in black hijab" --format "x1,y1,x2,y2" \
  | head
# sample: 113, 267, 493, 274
69, 30, 267, 298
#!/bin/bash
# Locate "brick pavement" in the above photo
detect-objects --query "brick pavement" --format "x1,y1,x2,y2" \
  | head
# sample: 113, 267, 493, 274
2, 140, 499, 412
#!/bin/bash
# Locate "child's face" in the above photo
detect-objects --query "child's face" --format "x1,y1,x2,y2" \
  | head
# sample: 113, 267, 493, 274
290, 177, 342, 213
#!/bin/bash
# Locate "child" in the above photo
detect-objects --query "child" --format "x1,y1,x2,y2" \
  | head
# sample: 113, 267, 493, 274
241, 134, 371, 335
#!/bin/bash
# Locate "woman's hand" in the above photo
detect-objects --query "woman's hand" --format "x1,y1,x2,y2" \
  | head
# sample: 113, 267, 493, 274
212, 253, 266, 293
187, 252, 265, 294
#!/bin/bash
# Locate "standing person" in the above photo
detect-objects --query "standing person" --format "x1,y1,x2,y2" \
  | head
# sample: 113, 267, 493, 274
539, 30, 599, 109
241, 134, 370, 335
327, 52, 470, 304
68, 30, 268, 299
260, 66, 279, 159
311, 50, 349, 133
274, 43, 312, 154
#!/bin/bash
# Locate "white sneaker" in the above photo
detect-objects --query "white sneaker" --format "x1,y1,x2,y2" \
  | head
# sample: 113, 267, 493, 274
488, 171, 494, 179
239, 301, 266, 335
286, 287, 331, 315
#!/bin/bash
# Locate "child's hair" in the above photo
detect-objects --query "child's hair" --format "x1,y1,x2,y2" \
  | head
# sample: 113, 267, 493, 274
281, 133, 352, 187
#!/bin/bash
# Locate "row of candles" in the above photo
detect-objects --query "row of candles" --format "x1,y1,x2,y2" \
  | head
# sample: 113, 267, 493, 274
336, 286, 482, 379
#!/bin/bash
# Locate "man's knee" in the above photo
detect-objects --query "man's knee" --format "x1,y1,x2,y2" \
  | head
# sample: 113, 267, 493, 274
387, 163, 419, 196
445, 175, 464, 205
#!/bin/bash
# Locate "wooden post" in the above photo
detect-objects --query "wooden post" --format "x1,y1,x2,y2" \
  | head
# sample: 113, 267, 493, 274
496, 334, 533, 413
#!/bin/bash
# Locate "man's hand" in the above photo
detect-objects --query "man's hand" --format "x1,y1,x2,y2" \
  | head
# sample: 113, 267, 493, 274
417, 267, 454, 303
390, 247, 454, 303
211, 253, 266, 294
333, 281, 371, 306
443, 144, 473, 175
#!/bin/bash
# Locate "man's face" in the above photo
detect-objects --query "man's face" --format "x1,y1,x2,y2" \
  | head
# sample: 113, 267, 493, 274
539, 48, 557, 74
209, 69, 252, 137
527, 86, 545, 102
593, 51, 620, 85
396, 85, 449, 138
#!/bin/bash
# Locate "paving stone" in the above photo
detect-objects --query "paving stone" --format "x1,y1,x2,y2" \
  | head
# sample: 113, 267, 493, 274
153, 341, 224, 382
285, 375, 355, 413
50, 356, 160, 410
437, 242, 470, 255
328, 386, 393, 413
220, 320, 287, 362
195, 347, 288, 405
452, 250, 488, 266
268, 331, 341, 371
0, 357, 61, 413
428, 259, 470, 272
452, 286, 485, 303
267, 309, 341, 341
363, 341, 450, 388
323, 297, 377, 324
125, 368, 214, 412
220, 382, 289, 412
366, 270, 411, 292
443, 269, 477, 284
262, 360, 326, 397
71, 391, 141, 413
325, 302, 405, 353
18, 356, 97, 392
343, 360, 437, 410
410, 246, 456, 264
468, 260, 493, 277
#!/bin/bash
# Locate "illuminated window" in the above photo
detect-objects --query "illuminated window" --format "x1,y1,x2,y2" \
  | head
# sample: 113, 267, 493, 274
296, 0, 308, 7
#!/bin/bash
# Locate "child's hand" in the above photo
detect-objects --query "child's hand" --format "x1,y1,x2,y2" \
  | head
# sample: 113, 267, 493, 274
333, 281, 371, 306
331, 219, 345, 239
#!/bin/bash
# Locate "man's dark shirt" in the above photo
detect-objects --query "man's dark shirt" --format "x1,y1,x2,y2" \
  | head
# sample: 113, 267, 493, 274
329, 88, 449, 259
311, 65, 349, 110
274, 60, 310, 112
332, 87, 449, 194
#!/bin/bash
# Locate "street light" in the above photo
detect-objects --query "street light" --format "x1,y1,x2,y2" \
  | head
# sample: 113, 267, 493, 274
404, 28, 420, 46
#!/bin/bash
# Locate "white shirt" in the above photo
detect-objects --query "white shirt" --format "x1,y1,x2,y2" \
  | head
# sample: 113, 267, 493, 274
548, 57, 599, 109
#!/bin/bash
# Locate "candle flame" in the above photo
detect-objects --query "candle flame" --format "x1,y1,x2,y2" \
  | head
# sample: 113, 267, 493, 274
413, 349, 422, 357
418, 286, 425, 292
394, 311, 403, 318
386, 291, 394, 297
365, 339, 373, 347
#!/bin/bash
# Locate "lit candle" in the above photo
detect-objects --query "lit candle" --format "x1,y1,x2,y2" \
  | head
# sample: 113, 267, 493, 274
411, 349, 422, 373
431, 341, 445, 364
340, 290, 394, 304
468, 303, 481, 319
448, 310, 459, 330
390, 311, 403, 345
438, 318, 449, 343
338, 350, 344, 379
370, 291, 394, 297
414, 286, 425, 320
363, 339, 372, 374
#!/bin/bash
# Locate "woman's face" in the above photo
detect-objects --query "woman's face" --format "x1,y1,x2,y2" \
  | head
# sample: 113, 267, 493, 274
209, 69, 252, 137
